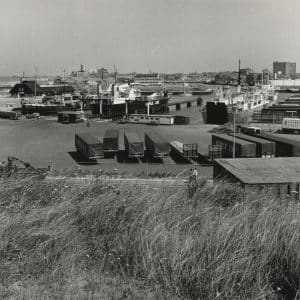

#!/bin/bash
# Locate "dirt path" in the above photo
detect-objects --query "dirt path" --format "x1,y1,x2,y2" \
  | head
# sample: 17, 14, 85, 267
45, 175, 204, 187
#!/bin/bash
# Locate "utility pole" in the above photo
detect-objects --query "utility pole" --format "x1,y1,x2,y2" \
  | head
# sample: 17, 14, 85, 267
233, 112, 236, 159
238, 59, 241, 86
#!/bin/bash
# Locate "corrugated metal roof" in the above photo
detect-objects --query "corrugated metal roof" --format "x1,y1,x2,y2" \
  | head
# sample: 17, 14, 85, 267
215, 157, 300, 184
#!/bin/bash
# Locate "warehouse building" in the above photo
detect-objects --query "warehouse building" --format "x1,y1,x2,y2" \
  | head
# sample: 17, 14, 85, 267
214, 157, 300, 199
10, 80, 74, 97
273, 61, 296, 78
254, 104, 300, 123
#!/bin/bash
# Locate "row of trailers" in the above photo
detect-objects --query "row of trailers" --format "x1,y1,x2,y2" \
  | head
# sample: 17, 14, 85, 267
210, 130, 300, 160
75, 129, 198, 162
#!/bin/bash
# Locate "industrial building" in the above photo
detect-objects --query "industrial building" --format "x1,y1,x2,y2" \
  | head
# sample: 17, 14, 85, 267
214, 157, 300, 199
254, 104, 300, 123
273, 61, 296, 78
10, 80, 74, 97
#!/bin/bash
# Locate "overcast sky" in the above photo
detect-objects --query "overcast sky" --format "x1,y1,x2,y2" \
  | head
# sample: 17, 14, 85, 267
1, 0, 299, 75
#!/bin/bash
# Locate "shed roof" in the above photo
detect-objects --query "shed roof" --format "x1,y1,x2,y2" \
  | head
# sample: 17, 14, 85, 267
215, 157, 300, 184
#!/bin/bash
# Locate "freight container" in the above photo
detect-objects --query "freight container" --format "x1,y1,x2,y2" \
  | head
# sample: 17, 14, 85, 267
239, 125, 261, 135
58, 111, 85, 124
75, 133, 103, 160
145, 131, 170, 158
255, 132, 300, 157
282, 118, 300, 133
173, 115, 190, 125
103, 129, 119, 153
170, 141, 198, 159
0, 110, 20, 120
211, 134, 256, 158
228, 133, 275, 157
124, 132, 144, 158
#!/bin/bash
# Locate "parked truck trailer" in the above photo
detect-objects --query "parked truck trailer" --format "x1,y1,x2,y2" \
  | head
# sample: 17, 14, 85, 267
228, 132, 275, 157
170, 141, 198, 159
211, 134, 256, 158
124, 132, 144, 158
145, 131, 170, 158
103, 129, 119, 153
75, 133, 104, 160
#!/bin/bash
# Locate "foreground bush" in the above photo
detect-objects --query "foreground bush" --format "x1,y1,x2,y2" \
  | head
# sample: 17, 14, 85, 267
0, 176, 299, 299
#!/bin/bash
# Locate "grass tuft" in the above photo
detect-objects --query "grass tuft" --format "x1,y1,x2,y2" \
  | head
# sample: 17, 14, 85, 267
0, 177, 299, 298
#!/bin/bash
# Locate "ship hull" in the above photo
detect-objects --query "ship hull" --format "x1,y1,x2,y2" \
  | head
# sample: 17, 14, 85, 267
191, 90, 214, 95
21, 105, 65, 115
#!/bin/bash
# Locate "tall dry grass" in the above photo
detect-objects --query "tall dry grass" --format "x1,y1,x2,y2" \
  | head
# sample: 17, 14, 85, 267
0, 175, 299, 299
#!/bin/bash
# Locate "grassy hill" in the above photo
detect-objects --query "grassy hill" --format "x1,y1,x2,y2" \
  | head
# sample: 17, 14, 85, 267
0, 174, 299, 299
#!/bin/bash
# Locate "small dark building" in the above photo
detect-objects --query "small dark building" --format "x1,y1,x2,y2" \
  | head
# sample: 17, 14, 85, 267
58, 111, 85, 123
10, 80, 74, 97
206, 102, 228, 124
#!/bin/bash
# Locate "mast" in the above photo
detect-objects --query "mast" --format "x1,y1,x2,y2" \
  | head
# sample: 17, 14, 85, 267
34, 67, 38, 99
238, 59, 241, 86
114, 65, 117, 84
63, 68, 66, 95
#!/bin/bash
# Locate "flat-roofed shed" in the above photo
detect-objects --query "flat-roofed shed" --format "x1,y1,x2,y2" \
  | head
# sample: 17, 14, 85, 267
214, 157, 300, 184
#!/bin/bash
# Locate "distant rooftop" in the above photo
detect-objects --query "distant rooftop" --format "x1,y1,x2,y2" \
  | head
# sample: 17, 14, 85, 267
215, 157, 300, 184
135, 73, 159, 78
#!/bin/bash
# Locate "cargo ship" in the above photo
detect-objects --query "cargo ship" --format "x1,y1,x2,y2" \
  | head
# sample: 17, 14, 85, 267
201, 84, 278, 124
21, 94, 82, 115
91, 83, 169, 119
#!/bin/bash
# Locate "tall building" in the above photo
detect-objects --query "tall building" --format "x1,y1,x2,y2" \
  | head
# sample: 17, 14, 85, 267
273, 61, 296, 78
